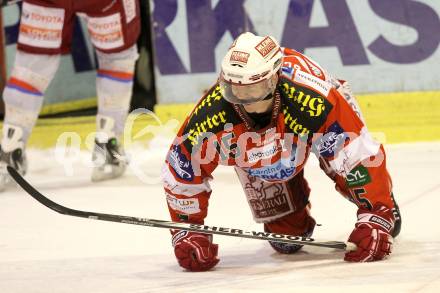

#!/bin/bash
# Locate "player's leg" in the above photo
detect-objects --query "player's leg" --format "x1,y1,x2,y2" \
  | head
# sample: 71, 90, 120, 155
264, 205, 316, 254
78, 0, 140, 181
91, 45, 139, 181
264, 170, 316, 254
0, 0, 72, 191
235, 168, 316, 254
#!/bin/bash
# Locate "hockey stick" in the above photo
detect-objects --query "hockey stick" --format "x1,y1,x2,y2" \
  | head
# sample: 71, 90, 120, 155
7, 166, 353, 250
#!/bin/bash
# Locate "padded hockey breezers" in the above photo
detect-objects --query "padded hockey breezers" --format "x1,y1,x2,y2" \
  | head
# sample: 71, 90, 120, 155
264, 207, 316, 254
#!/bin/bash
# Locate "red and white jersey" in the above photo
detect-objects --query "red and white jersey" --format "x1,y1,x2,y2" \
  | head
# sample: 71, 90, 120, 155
163, 48, 394, 224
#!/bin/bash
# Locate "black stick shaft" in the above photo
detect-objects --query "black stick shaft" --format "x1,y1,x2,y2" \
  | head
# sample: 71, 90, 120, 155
7, 166, 348, 250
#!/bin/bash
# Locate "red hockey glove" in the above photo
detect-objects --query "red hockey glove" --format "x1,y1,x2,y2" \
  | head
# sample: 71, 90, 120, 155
172, 231, 219, 272
345, 204, 395, 262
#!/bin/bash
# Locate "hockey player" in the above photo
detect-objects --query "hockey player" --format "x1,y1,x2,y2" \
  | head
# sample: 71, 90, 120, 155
0, 0, 140, 190
163, 32, 402, 271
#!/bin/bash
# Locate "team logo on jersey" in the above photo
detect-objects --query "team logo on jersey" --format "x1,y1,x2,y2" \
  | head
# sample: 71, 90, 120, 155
247, 182, 294, 220
281, 66, 294, 79
281, 82, 327, 117
236, 168, 296, 221
186, 110, 228, 146
283, 106, 310, 136
166, 193, 200, 214
280, 79, 333, 137
248, 164, 296, 182
182, 84, 241, 151
246, 141, 281, 163
246, 145, 298, 182
167, 145, 194, 181
293, 70, 331, 97
192, 85, 222, 116
345, 165, 371, 187
313, 122, 347, 158
184, 85, 228, 147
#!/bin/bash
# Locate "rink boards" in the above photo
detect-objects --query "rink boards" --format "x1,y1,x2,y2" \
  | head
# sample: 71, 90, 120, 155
0, 90, 437, 149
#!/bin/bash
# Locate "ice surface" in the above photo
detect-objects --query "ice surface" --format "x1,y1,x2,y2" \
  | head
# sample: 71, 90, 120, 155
1, 142, 440, 293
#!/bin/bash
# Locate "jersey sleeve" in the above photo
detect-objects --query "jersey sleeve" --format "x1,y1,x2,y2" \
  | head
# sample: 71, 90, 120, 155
282, 47, 334, 83
162, 84, 229, 224
162, 117, 219, 224
313, 88, 394, 211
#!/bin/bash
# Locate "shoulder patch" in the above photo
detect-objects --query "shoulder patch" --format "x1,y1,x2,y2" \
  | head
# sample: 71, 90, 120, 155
293, 70, 331, 97
182, 84, 241, 152
281, 66, 295, 79
345, 165, 372, 187
167, 144, 195, 181
279, 78, 333, 136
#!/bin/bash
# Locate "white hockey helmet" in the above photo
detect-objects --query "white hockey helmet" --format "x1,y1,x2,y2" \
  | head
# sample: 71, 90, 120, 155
219, 32, 282, 104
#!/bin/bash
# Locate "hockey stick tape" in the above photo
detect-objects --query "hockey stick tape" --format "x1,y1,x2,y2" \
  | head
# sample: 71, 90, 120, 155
345, 242, 357, 251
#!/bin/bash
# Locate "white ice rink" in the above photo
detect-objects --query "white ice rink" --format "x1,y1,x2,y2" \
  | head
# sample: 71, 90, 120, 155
1, 141, 440, 293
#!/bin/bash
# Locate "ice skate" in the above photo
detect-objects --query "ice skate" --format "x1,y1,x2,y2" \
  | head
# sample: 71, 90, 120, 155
0, 125, 27, 192
265, 208, 316, 255
91, 137, 127, 182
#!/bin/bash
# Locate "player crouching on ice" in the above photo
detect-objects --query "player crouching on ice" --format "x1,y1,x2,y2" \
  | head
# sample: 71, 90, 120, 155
162, 32, 402, 271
